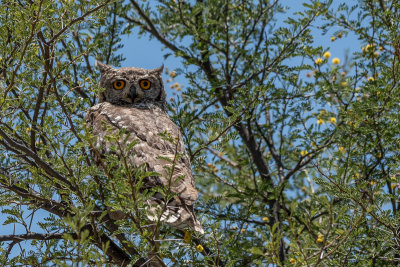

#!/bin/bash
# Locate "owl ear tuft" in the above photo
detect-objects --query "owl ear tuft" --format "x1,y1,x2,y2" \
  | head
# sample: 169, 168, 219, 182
151, 64, 164, 75
95, 60, 111, 75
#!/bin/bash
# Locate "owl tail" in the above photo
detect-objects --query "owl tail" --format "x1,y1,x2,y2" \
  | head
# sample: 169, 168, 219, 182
147, 197, 204, 234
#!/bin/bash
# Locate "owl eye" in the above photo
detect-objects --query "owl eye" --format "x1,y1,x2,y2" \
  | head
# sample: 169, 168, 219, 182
113, 80, 125, 90
139, 79, 151, 90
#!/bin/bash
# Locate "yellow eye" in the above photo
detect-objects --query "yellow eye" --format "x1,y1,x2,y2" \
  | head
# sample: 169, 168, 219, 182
139, 79, 151, 90
113, 80, 125, 90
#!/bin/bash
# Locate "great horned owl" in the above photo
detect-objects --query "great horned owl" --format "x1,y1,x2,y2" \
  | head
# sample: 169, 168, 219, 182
85, 62, 203, 233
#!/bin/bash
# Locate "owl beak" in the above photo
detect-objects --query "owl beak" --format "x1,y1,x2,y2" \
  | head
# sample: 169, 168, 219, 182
130, 87, 136, 101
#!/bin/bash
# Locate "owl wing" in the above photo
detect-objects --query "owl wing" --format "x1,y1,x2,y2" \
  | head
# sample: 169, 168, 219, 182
85, 102, 203, 233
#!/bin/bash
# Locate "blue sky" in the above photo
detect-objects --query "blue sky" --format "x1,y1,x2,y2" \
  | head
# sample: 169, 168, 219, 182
118, 0, 361, 96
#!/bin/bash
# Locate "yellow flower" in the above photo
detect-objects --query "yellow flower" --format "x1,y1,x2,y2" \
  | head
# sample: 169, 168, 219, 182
361, 46, 366, 53
196, 244, 204, 252
373, 51, 379, 58
170, 70, 177, 78
391, 184, 396, 190
300, 150, 308, 157
317, 234, 323, 243
376, 91, 381, 96
330, 117, 336, 124
183, 231, 191, 243
301, 186, 307, 192
290, 258, 296, 264
262, 217, 269, 222
26, 127, 31, 134
311, 141, 316, 147
241, 228, 246, 233
338, 147, 345, 153
337, 32, 343, 38
317, 119, 324, 125
367, 77, 375, 82
330, 36, 335, 42
315, 58, 323, 65
323, 51, 331, 59
365, 44, 373, 51
341, 81, 347, 86
379, 46, 384, 51
332, 58, 340, 65
370, 180, 377, 186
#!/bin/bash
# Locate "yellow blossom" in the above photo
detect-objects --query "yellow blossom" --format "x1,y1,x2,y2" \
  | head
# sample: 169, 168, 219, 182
262, 217, 269, 222
170, 70, 177, 78
317, 119, 324, 125
337, 32, 343, 38
311, 141, 316, 146
290, 258, 296, 264
315, 58, 323, 65
338, 147, 345, 153
183, 231, 191, 243
241, 228, 246, 233
330, 117, 337, 124
323, 51, 331, 59
367, 77, 375, 82
391, 184, 396, 190
317, 234, 323, 243
26, 127, 31, 134
373, 51, 379, 58
370, 180, 377, 186
376, 91, 381, 96
300, 150, 308, 157
361, 46, 366, 53
341, 81, 347, 86
196, 244, 204, 252
301, 186, 307, 192
379, 46, 384, 51
330, 36, 335, 42
332, 58, 340, 65
365, 44, 374, 51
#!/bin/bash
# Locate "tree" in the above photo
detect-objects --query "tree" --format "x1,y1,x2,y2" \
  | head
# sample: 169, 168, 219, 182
1, 0, 400, 266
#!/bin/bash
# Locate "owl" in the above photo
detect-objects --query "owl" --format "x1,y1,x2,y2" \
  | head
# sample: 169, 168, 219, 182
85, 62, 203, 234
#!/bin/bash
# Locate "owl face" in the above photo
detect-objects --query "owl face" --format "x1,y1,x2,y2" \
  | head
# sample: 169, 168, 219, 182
96, 62, 166, 109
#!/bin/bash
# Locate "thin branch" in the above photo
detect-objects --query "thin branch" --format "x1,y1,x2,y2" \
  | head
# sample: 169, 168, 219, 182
47, 1, 112, 44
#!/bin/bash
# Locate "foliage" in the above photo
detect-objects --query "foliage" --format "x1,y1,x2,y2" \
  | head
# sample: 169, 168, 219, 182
0, 0, 399, 266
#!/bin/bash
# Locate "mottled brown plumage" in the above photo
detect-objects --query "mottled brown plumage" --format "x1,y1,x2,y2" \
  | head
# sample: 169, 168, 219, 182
85, 62, 203, 233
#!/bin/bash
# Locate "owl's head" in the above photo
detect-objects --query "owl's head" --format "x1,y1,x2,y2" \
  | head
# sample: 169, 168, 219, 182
96, 61, 166, 110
